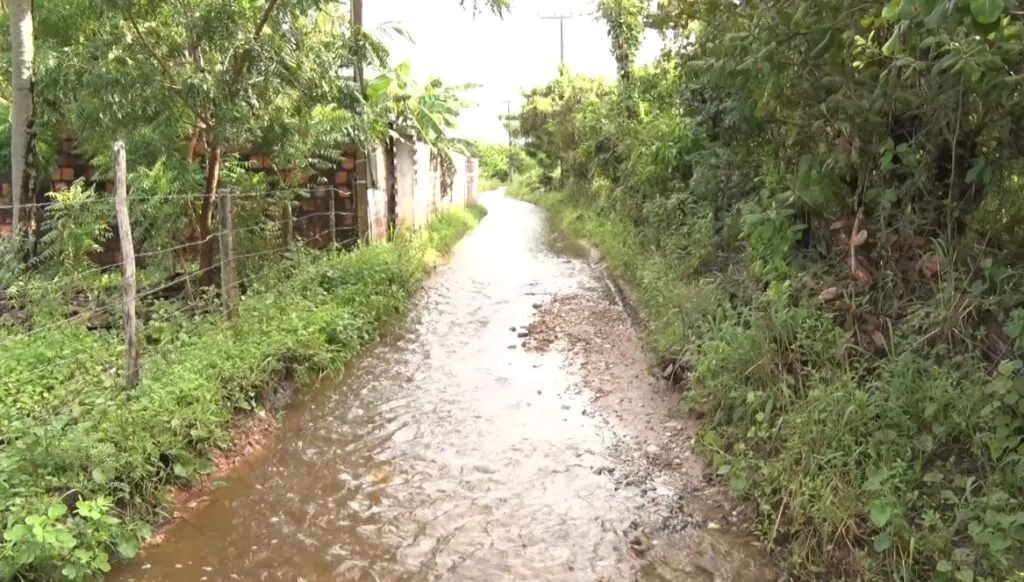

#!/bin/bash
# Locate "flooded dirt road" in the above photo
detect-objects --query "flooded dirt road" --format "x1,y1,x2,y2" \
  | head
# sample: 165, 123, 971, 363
113, 192, 777, 581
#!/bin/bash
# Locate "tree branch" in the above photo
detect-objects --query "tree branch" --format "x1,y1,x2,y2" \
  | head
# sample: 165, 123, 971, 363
125, 9, 183, 92
253, 0, 283, 41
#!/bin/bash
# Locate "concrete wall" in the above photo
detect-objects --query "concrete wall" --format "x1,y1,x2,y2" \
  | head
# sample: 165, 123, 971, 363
372, 140, 480, 234
413, 142, 433, 230
395, 141, 416, 230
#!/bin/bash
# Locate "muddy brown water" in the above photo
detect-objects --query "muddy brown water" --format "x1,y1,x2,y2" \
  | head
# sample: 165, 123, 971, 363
112, 192, 776, 582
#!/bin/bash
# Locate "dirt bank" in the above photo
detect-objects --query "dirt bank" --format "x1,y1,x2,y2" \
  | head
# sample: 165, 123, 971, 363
146, 411, 278, 547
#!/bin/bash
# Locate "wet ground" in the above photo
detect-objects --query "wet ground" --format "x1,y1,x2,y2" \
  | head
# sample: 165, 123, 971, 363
112, 192, 777, 581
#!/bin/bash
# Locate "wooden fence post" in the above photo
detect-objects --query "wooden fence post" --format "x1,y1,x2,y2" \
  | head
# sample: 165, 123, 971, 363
328, 186, 337, 247
113, 141, 139, 390
218, 188, 239, 319
281, 196, 293, 249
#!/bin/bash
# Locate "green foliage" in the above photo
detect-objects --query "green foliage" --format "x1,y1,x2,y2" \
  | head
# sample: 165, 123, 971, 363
33, 182, 114, 270
511, 8, 1024, 578
0, 207, 483, 579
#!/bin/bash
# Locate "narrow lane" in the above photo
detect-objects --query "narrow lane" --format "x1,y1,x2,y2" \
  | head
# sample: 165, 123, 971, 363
113, 192, 775, 581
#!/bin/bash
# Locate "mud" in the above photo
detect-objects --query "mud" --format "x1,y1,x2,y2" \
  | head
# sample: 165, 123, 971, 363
112, 191, 776, 581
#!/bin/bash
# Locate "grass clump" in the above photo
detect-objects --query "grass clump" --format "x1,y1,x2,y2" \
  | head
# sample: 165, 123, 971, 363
0, 206, 484, 580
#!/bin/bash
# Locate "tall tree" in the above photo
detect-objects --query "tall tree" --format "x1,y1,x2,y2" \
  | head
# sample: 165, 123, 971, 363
8, 0, 36, 238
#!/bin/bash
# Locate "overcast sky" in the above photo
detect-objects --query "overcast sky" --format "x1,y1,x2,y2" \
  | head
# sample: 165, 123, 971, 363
364, 0, 661, 144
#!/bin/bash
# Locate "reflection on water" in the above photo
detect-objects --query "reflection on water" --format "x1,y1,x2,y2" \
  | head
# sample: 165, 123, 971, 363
112, 192, 772, 582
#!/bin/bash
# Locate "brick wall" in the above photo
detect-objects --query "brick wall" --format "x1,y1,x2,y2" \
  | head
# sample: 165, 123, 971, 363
0, 141, 360, 263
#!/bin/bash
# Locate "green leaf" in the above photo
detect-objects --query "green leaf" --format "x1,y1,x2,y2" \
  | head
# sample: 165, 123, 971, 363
882, 30, 902, 56
936, 560, 953, 573
117, 537, 140, 558
3, 524, 29, 542
997, 359, 1021, 377
869, 500, 893, 527
966, 161, 984, 184
924, 0, 950, 28
882, 0, 901, 19
899, 0, 926, 19
52, 529, 77, 549
987, 533, 1011, 551
954, 569, 974, 582
365, 75, 392, 100
92, 466, 112, 484
195, 457, 215, 475
874, 531, 893, 552
969, 0, 1002, 23
1006, 318, 1024, 339
730, 475, 748, 492
716, 464, 732, 475
48, 503, 68, 519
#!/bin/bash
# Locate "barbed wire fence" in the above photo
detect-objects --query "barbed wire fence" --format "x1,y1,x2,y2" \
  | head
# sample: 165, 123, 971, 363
0, 142, 362, 392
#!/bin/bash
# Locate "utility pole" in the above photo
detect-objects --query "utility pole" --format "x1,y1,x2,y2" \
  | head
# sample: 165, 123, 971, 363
351, 0, 363, 89
500, 100, 514, 181
539, 14, 574, 65
351, 0, 371, 238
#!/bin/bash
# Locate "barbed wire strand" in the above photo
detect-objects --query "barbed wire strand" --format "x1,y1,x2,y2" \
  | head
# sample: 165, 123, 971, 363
0, 186, 356, 211
0, 212, 358, 348
1, 229, 361, 388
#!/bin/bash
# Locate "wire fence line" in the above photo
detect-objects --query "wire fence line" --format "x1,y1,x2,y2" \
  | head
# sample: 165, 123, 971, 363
0, 227, 347, 391
1, 210, 353, 346
1, 143, 364, 390
1, 225, 361, 392
5, 207, 352, 308
0, 185, 356, 211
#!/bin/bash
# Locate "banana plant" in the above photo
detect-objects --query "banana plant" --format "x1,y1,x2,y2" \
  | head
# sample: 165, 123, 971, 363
364, 61, 473, 154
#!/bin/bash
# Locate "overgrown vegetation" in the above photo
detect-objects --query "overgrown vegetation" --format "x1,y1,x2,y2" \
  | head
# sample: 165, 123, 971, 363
464, 140, 533, 191
0, 206, 483, 580
510, 0, 1024, 578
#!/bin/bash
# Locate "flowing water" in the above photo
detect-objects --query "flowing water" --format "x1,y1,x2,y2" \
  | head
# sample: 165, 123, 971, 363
112, 193, 776, 582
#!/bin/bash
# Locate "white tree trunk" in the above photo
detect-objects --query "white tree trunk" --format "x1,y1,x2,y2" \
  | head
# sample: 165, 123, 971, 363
9, 0, 36, 238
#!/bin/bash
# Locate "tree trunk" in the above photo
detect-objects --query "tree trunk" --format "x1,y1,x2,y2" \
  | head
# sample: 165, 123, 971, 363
198, 144, 222, 286
9, 0, 37, 240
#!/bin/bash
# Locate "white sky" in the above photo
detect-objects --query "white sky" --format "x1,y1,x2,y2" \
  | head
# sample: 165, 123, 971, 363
365, 0, 661, 144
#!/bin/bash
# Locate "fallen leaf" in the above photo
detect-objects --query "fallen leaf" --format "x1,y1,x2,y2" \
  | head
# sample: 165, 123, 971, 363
852, 267, 873, 286
850, 229, 868, 247
870, 330, 887, 351
918, 254, 943, 278
860, 313, 881, 331
819, 287, 842, 303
